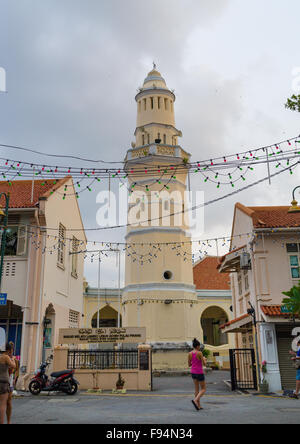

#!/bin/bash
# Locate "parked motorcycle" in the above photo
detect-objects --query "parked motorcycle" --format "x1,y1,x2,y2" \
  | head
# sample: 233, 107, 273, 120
29, 355, 79, 396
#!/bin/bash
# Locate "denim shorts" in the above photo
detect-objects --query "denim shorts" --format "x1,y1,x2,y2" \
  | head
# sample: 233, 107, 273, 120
296, 370, 300, 381
191, 373, 205, 382
0, 382, 10, 395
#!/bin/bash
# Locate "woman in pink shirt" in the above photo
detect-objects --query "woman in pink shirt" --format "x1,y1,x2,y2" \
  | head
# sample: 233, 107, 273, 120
188, 338, 207, 411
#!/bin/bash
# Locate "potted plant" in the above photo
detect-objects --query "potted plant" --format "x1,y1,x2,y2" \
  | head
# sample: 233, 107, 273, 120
116, 373, 125, 390
259, 361, 269, 393
202, 348, 211, 359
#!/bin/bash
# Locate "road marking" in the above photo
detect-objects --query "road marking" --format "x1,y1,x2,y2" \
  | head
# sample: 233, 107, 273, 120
48, 398, 79, 403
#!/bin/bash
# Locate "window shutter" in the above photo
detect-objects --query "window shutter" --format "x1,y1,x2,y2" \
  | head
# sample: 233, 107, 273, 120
16, 226, 27, 256
57, 223, 66, 266
72, 236, 79, 276
69, 310, 79, 328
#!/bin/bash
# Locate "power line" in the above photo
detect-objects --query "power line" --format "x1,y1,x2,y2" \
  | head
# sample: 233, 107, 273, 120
1, 158, 298, 237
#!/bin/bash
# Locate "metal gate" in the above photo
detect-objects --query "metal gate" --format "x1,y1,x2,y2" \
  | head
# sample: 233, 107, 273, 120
229, 348, 257, 391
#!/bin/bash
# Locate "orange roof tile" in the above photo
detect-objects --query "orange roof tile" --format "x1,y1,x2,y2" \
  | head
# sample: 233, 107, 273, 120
220, 313, 251, 330
261, 305, 299, 317
0, 178, 70, 209
193, 256, 230, 290
236, 202, 300, 229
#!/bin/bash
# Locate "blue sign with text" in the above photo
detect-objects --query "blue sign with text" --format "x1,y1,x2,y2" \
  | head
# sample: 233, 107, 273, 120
0, 293, 7, 306
281, 305, 291, 313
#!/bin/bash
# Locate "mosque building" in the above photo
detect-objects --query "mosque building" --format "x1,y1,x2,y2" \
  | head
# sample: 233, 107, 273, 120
83, 67, 234, 370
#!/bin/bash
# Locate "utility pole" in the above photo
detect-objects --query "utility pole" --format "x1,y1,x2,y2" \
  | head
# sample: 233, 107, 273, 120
80, 248, 121, 328
247, 301, 261, 386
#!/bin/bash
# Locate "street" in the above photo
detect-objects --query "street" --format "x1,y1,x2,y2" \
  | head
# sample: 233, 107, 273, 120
10, 372, 300, 424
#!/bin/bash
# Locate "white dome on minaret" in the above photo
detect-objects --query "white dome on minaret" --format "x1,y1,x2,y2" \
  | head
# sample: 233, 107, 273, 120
134, 65, 180, 147
142, 67, 168, 90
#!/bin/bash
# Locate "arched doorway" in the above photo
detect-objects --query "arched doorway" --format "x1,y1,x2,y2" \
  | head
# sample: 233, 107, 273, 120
42, 303, 56, 362
91, 305, 121, 328
201, 306, 228, 346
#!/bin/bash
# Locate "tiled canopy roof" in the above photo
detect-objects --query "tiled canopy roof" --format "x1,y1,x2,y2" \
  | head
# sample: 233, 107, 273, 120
0, 178, 70, 208
220, 313, 251, 330
236, 203, 300, 228
261, 305, 283, 316
193, 256, 230, 290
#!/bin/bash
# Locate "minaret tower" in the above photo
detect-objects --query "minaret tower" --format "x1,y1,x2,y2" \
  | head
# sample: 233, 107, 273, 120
123, 66, 198, 364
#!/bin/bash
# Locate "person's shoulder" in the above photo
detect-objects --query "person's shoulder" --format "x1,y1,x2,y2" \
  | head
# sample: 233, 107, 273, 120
0, 354, 8, 363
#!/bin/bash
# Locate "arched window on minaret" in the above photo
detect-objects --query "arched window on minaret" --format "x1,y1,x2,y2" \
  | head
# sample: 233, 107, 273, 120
143, 98, 146, 111
163, 134, 167, 144
138, 101, 141, 112
142, 134, 145, 145
164, 98, 168, 110
147, 134, 150, 144
150, 97, 154, 109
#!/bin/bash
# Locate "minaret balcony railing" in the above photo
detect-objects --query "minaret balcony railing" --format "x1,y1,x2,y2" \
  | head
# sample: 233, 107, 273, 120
126, 144, 190, 162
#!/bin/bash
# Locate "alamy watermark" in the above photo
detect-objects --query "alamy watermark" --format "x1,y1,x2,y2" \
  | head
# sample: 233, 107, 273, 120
96, 188, 204, 234
0, 66, 6, 93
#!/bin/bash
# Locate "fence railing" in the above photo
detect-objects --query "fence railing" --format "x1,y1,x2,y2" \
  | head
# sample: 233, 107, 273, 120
67, 350, 139, 370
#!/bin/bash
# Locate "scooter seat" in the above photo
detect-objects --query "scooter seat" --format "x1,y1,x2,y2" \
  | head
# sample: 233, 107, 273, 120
51, 370, 72, 378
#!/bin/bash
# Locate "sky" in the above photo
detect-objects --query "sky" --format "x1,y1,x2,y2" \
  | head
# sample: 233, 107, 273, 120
0, 0, 299, 287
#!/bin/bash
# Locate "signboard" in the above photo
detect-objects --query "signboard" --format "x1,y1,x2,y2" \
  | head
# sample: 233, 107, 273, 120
58, 327, 146, 345
0, 293, 7, 306
281, 305, 291, 314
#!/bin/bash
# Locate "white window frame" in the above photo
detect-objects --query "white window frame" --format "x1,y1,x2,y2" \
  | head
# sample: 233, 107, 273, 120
286, 243, 300, 280
237, 271, 243, 296
57, 223, 66, 269
16, 225, 27, 256
69, 309, 79, 328
71, 236, 79, 278
4, 225, 27, 257
243, 269, 249, 291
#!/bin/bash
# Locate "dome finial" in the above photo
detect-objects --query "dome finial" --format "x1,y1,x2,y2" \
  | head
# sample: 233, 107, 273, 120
153, 61, 157, 70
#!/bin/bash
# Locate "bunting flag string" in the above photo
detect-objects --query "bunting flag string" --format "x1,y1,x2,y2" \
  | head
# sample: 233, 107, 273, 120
8, 226, 299, 267
0, 135, 299, 197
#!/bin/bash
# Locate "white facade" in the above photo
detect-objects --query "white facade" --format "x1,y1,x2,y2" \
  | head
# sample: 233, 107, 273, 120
0, 177, 86, 387
220, 203, 300, 392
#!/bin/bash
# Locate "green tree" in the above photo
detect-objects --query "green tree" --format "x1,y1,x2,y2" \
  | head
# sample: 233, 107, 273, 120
282, 281, 300, 316
202, 348, 211, 359
285, 95, 300, 113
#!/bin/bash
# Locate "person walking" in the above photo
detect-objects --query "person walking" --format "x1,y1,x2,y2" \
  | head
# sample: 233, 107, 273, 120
7, 342, 17, 424
289, 339, 300, 399
188, 338, 206, 411
0, 342, 16, 424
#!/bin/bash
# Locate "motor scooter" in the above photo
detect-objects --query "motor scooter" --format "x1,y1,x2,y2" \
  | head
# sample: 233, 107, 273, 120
29, 355, 79, 395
